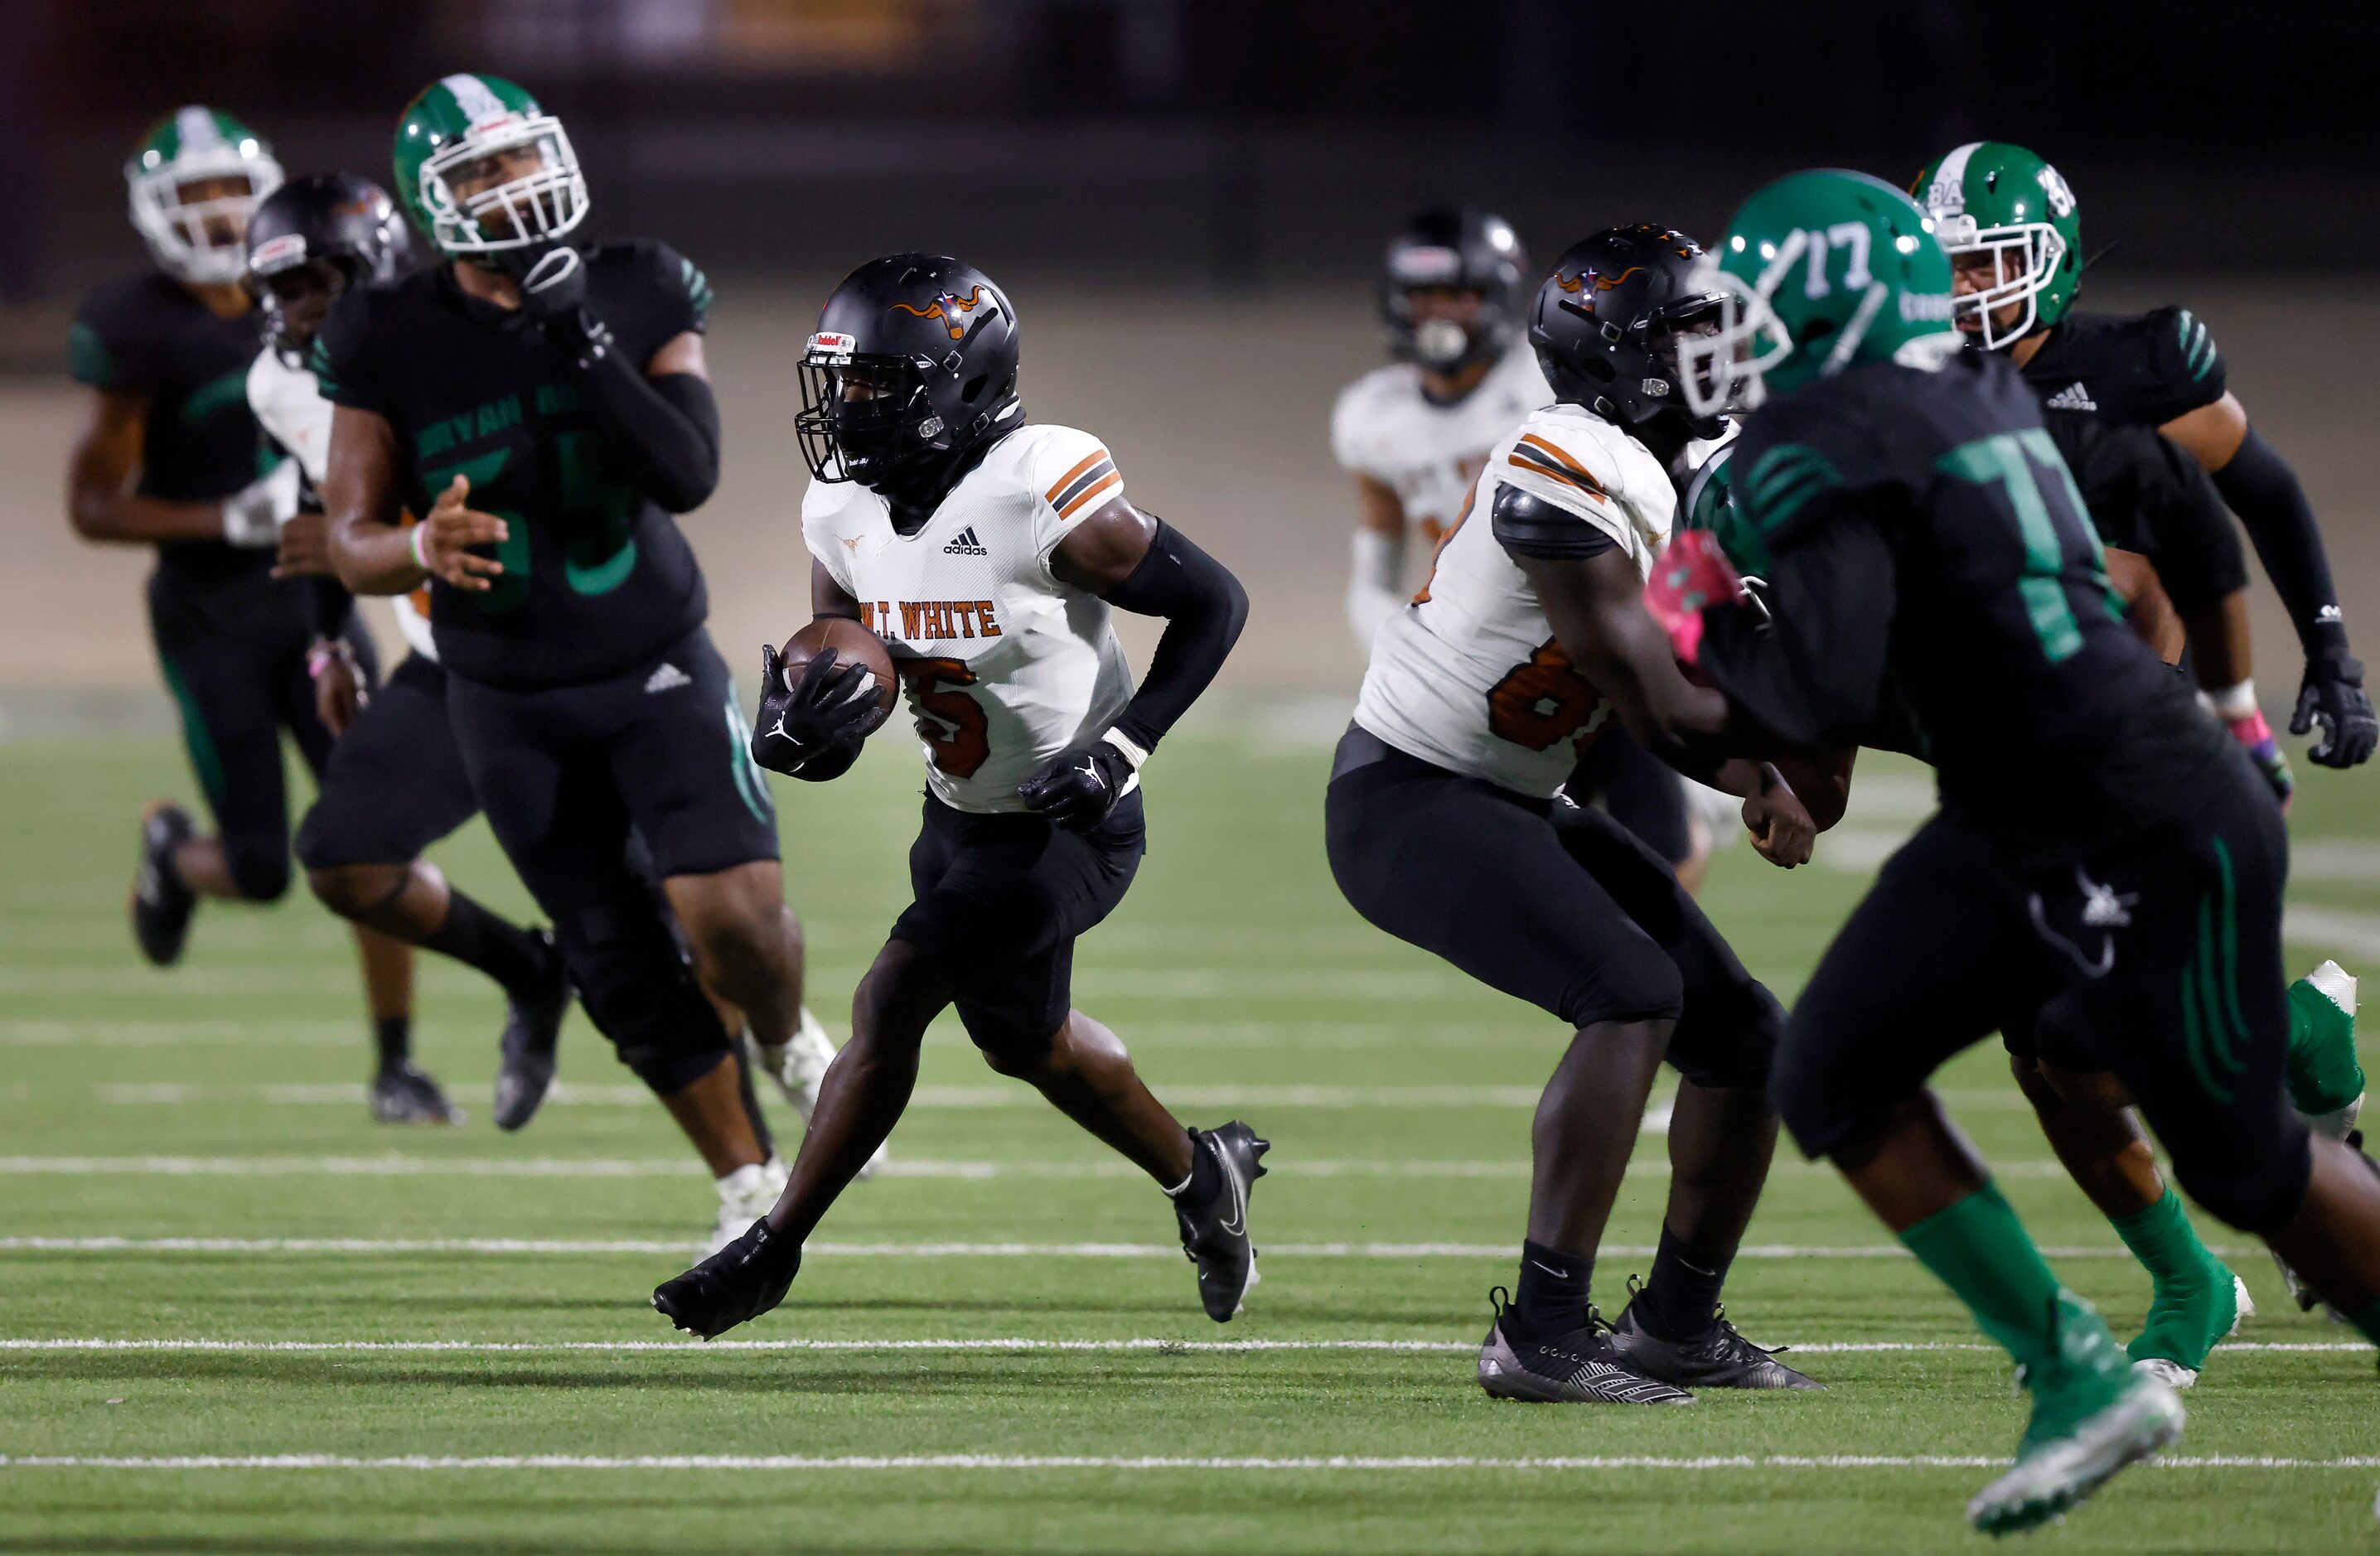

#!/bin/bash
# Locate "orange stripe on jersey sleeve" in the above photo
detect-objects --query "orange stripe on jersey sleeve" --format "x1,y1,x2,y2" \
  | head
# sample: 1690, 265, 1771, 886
1516, 434, 1606, 491
1509, 437, 1608, 503
1056, 469, 1123, 519
1044, 448, 1111, 505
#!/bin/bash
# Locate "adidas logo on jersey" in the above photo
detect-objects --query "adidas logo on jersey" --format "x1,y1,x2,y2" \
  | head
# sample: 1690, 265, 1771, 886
2045, 381, 2097, 413
942, 526, 989, 556
643, 663, 692, 694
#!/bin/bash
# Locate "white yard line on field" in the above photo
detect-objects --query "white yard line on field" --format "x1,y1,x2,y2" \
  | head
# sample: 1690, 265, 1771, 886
0, 1336, 2363, 1356
85, 1082, 1561, 1109
0, 1237, 2262, 1259
0, 1452, 2373, 1472
0, 1153, 2082, 1181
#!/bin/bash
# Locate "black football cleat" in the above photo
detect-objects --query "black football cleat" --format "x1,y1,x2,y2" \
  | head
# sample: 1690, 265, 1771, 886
653, 1218, 801, 1340
128, 801, 197, 967
370, 1061, 465, 1125
1478, 1288, 1695, 1404
1174, 1121, 1268, 1322
493, 930, 569, 1132
1608, 1292, 1823, 1391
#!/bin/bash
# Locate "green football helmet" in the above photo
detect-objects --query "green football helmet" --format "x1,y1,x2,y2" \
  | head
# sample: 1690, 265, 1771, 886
1677, 168, 1961, 419
1911, 141, 2081, 350
124, 106, 284, 286
393, 73, 587, 263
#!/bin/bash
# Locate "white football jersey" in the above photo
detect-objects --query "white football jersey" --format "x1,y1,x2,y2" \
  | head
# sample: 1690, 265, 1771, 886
1329, 341, 1552, 543
1353, 403, 1686, 799
248, 346, 437, 662
801, 424, 1135, 814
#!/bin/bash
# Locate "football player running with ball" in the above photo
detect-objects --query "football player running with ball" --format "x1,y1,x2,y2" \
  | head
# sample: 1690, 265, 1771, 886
319, 74, 839, 1250
1915, 141, 2370, 1340
242, 171, 574, 1128
651, 255, 1263, 1338
1671, 169, 2380, 1534
1328, 225, 1823, 1405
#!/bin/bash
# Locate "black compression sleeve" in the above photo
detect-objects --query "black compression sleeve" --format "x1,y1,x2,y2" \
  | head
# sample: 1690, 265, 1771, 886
1099, 520, 1249, 752
2212, 427, 2347, 662
576, 349, 722, 514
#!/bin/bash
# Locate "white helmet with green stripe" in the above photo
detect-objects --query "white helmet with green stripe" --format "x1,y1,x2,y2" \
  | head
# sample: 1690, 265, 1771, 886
124, 107, 284, 286
394, 74, 587, 263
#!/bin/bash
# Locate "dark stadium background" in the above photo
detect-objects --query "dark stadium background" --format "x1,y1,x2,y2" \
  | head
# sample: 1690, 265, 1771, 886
0, 0, 2371, 698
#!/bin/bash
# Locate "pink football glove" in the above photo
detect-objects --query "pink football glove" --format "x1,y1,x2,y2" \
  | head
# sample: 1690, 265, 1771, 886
1642, 530, 1748, 665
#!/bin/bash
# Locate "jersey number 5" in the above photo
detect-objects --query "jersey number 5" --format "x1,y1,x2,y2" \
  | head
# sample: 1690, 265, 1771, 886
900, 657, 991, 779
1488, 639, 1604, 751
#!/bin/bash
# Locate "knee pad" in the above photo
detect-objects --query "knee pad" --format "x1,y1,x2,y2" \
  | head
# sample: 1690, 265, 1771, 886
1669, 983, 1783, 1091
221, 832, 292, 903
558, 902, 732, 1095
1553, 954, 1684, 1033
2169, 1130, 2315, 1235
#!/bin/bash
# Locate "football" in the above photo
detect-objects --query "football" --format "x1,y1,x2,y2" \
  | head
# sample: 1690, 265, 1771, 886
779, 615, 899, 736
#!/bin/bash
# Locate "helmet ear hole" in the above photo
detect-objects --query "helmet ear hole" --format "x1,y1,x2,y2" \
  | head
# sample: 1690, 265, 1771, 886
1580, 357, 1615, 384
961, 374, 987, 403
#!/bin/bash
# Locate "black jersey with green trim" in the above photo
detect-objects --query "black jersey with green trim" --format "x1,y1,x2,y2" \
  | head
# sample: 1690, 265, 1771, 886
317, 239, 714, 690
1700, 350, 2231, 848
2018, 307, 2226, 429
70, 273, 273, 585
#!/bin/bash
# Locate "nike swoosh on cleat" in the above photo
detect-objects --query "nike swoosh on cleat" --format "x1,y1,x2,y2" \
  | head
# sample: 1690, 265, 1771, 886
1217, 1138, 1247, 1237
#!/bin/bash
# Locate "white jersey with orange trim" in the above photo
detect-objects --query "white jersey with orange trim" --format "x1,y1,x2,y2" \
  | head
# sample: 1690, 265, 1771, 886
247, 346, 437, 661
1352, 402, 1686, 799
801, 423, 1134, 814
1328, 341, 1552, 544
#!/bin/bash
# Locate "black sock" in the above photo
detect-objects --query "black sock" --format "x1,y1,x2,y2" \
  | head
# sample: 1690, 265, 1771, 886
1510, 1239, 1592, 1342
1632, 1225, 1733, 1341
422, 888, 550, 993
374, 1014, 411, 1070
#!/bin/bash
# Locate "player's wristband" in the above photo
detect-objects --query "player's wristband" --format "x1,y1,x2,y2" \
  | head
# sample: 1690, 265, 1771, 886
407, 520, 433, 574
1101, 728, 1150, 772
306, 640, 340, 682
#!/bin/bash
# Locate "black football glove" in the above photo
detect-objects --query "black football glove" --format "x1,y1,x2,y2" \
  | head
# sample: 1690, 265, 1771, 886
1016, 737, 1139, 832
651, 1219, 801, 1341
515, 246, 614, 368
2292, 654, 2379, 769
750, 643, 879, 778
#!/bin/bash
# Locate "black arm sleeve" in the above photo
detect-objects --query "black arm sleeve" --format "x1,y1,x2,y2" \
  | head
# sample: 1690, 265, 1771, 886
1100, 520, 1250, 753
2212, 427, 2347, 662
1491, 485, 1618, 560
576, 348, 722, 515
1698, 511, 1899, 752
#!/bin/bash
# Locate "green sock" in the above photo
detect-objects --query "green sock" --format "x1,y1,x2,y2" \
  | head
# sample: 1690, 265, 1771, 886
1900, 1181, 2067, 1370
2286, 970, 2364, 1119
2111, 1187, 2230, 1363
2352, 1298, 2380, 1351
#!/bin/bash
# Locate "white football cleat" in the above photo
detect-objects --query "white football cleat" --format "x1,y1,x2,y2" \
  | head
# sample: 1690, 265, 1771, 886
706, 1157, 789, 1257
752, 1008, 886, 1179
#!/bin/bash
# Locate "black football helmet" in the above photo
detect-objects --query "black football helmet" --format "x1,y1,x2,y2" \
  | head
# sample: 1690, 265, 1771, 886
796, 254, 1025, 490
1530, 225, 1726, 437
1379, 207, 1528, 374
245, 172, 411, 360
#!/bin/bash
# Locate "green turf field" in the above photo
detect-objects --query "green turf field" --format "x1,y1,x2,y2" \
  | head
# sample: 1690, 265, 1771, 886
1, 720, 2374, 1554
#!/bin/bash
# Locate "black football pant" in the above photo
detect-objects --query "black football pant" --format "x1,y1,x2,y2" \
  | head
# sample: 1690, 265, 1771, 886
148, 561, 377, 901
1774, 751, 2310, 1234
444, 628, 777, 1095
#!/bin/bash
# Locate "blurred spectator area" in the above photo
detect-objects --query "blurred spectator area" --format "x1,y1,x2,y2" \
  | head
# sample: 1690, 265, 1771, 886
5, 0, 2379, 317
